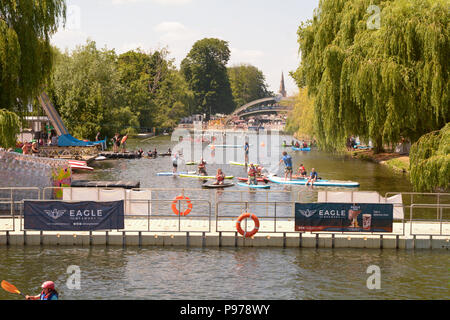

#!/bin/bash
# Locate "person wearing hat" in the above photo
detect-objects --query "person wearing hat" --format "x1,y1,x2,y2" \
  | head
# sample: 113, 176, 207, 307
26, 281, 59, 300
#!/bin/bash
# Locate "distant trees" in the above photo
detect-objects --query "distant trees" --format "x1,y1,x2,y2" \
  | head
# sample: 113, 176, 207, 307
293, 0, 449, 153
228, 64, 272, 108
181, 38, 235, 118
49, 41, 194, 140
0, 0, 66, 114
285, 88, 315, 140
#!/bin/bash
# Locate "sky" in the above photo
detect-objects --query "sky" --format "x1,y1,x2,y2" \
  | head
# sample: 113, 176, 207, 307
51, 0, 320, 97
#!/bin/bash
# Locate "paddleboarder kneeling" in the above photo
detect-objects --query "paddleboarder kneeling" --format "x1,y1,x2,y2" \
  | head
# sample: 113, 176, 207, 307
26, 281, 58, 300
198, 158, 207, 176
214, 168, 225, 185
247, 163, 258, 185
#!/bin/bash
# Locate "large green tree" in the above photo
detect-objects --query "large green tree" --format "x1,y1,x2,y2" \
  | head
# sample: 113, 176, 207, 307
181, 38, 235, 118
0, 109, 20, 148
293, 0, 449, 152
0, 0, 66, 114
51, 41, 138, 140
228, 64, 272, 108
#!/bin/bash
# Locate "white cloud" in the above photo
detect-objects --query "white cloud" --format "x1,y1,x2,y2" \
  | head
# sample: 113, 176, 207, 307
229, 47, 264, 65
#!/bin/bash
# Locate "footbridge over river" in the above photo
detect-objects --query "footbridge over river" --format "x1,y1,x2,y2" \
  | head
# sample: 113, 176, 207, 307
225, 95, 293, 124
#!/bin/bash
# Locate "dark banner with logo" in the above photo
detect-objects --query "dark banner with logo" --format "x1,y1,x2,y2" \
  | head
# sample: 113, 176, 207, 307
295, 203, 393, 232
24, 200, 124, 231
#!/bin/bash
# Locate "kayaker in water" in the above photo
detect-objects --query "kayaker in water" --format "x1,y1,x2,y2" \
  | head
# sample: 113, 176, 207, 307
214, 168, 225, 185
305, 168, 318, 186
26, 281, 58, 300
279, 151, 293, 181
247, 163, 258, 185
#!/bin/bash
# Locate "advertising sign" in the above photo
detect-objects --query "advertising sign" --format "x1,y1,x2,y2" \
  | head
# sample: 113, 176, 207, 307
295, 203, 393, 232
24, 200, 124, 231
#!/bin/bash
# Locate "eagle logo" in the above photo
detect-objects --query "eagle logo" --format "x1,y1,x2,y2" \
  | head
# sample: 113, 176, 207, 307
299, 209, 316, 218
44, 209, 66, 220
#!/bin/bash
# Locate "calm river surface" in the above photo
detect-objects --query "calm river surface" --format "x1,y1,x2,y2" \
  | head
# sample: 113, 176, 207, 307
0, 246, 448, 300
2, 133, 448, 301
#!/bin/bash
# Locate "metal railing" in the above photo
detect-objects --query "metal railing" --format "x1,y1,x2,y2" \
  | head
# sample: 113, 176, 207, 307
0, 187, 448, 237
409, 204, 450, 236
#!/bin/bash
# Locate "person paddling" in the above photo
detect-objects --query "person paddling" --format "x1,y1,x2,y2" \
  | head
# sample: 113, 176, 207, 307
279, 151, 293, 181
26, 281, 58, 300
297, 163, 307, 178
247, 163, 258, 185
198, 158, 207, 176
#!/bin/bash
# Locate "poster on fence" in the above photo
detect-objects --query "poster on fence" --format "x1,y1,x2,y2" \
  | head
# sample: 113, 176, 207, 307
24, 200, 124, 231
295, 203, 393, 232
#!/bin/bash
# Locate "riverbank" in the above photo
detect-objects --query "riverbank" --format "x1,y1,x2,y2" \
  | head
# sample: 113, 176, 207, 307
350, 150, 410, 173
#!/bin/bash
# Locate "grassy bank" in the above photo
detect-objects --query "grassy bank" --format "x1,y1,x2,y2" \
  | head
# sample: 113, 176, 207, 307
350, 150, 410, 173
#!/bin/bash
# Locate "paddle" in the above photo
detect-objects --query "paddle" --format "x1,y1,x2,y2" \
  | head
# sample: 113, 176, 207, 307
1, 280, 26, 298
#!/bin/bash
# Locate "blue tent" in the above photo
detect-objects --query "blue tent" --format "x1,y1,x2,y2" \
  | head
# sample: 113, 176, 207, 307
58, 134, 106, 148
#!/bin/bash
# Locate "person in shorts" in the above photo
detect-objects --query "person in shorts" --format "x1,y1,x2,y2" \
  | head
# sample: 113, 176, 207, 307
279, 151, 293, 181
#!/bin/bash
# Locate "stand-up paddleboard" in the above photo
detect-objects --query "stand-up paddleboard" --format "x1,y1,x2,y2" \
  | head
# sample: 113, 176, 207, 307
237, 177, 269, 183
210, 145, 245, 148
229, 161, 259, 167
185, 161, 197, 166
237, 182, 270, 189
157, 171, 196, 176
179, 174, 234, 180
267, 176, 359, 187
202, 183, 235, 189
292, 147, 311, 151
95, 156, 107, 161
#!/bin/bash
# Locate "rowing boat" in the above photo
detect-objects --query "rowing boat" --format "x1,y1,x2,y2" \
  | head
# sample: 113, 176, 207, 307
291, 147, 311, 151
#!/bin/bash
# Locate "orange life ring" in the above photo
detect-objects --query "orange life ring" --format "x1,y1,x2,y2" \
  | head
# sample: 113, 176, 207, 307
171, 195, 193, 216
121, 135, 128, 144
236, 212, 260, 238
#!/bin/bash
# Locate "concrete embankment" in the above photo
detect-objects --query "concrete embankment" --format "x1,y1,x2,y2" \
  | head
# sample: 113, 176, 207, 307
1, 219, 448, 250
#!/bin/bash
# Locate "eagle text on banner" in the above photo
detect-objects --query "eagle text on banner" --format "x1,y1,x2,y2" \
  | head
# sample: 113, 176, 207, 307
24, 200, 125, 231
295, 203, 393, 232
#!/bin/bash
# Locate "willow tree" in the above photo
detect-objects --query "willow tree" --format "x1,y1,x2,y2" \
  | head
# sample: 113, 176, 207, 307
0, 109, 20, 148
409, 123, 449, 192
0, 0, 66, 113
294, 0, 449, 152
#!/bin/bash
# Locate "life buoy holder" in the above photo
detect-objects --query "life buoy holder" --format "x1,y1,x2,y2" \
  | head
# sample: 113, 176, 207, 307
236, 212, 260, 238
171, 195, 193, 216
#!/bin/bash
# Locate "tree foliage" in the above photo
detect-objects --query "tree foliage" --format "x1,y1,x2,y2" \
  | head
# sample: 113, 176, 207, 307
0, 109, 20, 148
48, 41, 193, 140
410, 123, 449, 192
228, 64, 272, 108
181, 38, 235, 117
293, 0, 449, 152
0, 0, 66, 113
285, 88, 315, 140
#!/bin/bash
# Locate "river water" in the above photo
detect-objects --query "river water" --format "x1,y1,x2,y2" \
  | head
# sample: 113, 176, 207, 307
0, 246, 448, 300
2, 132, 448, 300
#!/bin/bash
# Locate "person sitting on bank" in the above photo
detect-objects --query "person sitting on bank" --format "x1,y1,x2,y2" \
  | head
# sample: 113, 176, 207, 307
297, 163, 307, 178
214, 168, 225, 185
306, 168, 318, 186
247, 163, 258, 185
26, 281, 58, 300
198, 158, 207, 176
31, 141, 39, 156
